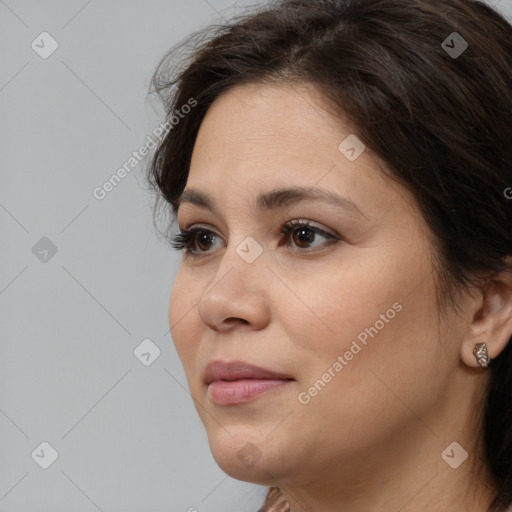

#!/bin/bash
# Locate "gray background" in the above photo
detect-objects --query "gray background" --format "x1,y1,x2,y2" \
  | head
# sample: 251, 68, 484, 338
1, 1, 511, 511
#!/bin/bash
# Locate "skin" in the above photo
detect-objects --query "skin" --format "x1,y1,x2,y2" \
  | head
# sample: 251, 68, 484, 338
168, 82, 512, 512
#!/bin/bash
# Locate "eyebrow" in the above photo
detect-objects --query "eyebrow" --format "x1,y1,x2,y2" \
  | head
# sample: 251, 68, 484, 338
176, 186, 367, 219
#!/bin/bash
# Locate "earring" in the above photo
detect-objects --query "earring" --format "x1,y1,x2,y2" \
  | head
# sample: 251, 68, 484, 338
473, 342, 490, 368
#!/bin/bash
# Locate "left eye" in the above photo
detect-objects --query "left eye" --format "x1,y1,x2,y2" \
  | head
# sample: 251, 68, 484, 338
169, 220, 339, 256
279, 220, 338, 250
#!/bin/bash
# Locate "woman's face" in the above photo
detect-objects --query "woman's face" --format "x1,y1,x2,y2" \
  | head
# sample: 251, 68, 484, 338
169, 83, 472, 488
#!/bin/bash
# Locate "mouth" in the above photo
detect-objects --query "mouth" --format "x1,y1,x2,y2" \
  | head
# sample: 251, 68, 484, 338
207, 378, 294, 405
203, 360, 295, 406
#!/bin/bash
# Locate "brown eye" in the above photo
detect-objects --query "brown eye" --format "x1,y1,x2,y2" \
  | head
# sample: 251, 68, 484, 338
280, 220, 339, 251
170, 220, 340, 257
196, 232, 216, 252
291, 226, 316, 248
169, 226, 220, 255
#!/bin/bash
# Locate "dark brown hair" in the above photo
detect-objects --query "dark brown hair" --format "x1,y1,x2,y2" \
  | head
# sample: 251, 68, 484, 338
145, 1, 512, 510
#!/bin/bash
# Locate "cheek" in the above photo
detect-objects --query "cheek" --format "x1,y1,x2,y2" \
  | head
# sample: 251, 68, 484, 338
168, 271, 186, 331
284, 246, 443, 395
168, 270, 203, 372
276, 254, 405, 356
277, 271, 444, 459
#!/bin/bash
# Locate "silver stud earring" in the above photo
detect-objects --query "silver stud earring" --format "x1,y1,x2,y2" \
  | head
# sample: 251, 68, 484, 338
473, 342, 490, 367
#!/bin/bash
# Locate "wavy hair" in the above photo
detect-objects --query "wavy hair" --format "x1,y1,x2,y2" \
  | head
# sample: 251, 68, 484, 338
146, 1, 512, 510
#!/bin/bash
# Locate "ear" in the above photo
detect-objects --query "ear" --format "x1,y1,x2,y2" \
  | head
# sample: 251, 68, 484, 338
461, 256, 512, 368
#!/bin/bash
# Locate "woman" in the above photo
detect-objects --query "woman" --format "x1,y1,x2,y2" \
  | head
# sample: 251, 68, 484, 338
146, 0, 512, 510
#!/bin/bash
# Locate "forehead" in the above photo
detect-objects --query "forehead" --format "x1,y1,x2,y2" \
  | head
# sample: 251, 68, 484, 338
182, 82, 422, 231
192, 82, 345, 157
187, 83, 360, 190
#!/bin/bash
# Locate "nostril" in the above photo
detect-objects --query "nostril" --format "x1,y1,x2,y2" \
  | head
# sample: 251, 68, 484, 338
225, 317, 249, 324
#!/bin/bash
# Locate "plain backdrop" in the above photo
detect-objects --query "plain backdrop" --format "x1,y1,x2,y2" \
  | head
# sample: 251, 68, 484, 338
1, 0, 511, 511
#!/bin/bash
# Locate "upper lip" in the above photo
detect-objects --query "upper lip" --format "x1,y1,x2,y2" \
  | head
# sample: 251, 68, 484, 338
203, 360, 294, 385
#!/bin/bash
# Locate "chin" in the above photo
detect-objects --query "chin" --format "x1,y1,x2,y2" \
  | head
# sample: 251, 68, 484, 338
206, 431, 289, 485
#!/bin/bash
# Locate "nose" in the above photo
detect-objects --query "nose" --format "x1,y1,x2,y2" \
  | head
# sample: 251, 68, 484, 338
195, 243, 271, 333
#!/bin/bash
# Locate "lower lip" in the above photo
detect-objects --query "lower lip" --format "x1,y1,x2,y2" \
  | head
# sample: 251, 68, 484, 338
208, 378, 292, 406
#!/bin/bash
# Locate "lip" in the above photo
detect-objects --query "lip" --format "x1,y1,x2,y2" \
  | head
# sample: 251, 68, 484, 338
204, 360, 293, 384
204, 360, 294, 406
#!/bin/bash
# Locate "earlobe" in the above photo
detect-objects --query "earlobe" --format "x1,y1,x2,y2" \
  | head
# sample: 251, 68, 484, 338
461, 257, 512, 368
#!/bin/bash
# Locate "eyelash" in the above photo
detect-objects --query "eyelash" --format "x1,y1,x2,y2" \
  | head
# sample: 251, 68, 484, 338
169, 220, 339, 257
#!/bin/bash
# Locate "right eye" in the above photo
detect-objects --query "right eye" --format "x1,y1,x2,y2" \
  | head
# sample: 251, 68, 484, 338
169, 226, 220, 256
